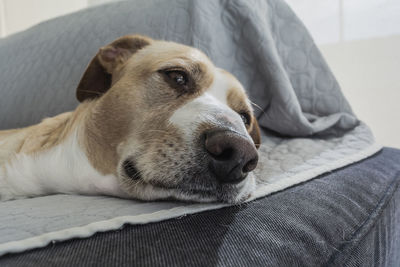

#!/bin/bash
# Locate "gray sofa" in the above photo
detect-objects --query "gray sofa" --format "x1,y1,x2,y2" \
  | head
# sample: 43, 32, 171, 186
0, 0, 399, 266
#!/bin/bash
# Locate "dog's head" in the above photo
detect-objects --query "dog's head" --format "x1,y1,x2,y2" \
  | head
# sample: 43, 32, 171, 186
77, 35, 261, 203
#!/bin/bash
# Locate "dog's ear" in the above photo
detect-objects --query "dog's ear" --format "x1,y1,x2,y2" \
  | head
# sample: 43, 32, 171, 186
249, 117, 261, 149
76, 35, 152, 102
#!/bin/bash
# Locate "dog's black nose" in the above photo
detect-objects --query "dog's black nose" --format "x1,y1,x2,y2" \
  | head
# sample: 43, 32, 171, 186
205, 130, 258, 184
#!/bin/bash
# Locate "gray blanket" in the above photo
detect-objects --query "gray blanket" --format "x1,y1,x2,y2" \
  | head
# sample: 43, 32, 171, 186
0, 0, 380, 255
0, 0, 355, 135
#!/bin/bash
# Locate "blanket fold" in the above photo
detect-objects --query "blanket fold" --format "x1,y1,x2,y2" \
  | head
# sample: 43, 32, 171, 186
190, 0, 358, 136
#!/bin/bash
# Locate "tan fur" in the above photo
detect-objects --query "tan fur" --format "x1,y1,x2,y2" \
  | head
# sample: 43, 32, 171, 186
0, 103, 94, 166
225, 75, 261, 148
76, 36, 215, 176
0, 35, 260, 203
0, 36, 217, 179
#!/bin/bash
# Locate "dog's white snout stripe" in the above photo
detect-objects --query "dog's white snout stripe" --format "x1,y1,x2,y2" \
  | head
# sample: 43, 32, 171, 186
169, 68, 251, 138
169, 93, 230, 133
207, 69, 229, 106
169, 93, 248, 141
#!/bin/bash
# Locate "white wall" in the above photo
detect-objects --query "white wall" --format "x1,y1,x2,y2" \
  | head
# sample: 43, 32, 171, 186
285, 0, 400, 44
287, 0, 400, 148
0, 0, 6, 37
87, 0, 120, 6
320, 36, 400, 148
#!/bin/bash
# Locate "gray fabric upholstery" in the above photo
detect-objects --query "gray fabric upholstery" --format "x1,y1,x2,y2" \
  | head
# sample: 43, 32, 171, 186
0, 0, 356, 136
1, 148, 399, 266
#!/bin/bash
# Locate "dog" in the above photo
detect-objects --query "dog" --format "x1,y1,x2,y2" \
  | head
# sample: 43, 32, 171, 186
0, 35, 261, 203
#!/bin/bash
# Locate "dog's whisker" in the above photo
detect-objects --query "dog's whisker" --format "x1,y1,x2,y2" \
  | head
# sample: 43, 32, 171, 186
77, 89, 103, 96
133, 129, 172, 136
250, 100, 267, 116
133, 139, 179, 147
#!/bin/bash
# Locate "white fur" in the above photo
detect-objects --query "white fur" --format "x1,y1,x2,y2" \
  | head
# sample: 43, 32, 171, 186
169, 92, 235, 135
0, 131, 125, 201
208, 68, 230, 105
169, 69, 248, 138
168, 68, 254, 202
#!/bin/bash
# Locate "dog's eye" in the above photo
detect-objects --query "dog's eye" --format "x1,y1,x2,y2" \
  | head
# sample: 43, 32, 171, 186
239, 112, 251, 126
165, 70, 187, 86
158, 68, 195, 96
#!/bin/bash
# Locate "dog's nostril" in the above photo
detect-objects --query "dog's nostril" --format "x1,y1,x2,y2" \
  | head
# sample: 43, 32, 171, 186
123, 160, 141, 180
210, 147, 234, 161
205, 130, 258, 184
243, 157, 258, 173
205, 133, 235, 161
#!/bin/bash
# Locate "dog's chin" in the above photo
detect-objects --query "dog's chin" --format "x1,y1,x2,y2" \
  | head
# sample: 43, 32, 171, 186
216, 173, 256, 204
119, 173, 256, 204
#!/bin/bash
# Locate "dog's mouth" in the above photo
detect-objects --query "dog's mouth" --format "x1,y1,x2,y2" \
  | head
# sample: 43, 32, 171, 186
122, 159, 214, 194
122, 160, 142, 180
121, 159, 254, 204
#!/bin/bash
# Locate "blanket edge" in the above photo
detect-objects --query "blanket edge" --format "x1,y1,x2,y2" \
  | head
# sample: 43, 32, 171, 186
0, 142, 382, 257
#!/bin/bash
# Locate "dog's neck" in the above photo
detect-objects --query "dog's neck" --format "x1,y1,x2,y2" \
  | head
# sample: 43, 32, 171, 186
0, 102, 126, 201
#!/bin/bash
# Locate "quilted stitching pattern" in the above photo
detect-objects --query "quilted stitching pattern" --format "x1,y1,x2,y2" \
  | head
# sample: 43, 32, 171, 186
0, 0, 356, 136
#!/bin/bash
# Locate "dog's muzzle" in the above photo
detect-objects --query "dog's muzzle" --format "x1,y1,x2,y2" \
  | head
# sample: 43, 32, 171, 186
205, 130, 258, 184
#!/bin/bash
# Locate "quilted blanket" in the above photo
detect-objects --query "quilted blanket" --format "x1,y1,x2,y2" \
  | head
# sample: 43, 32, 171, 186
0, 0, 380, 255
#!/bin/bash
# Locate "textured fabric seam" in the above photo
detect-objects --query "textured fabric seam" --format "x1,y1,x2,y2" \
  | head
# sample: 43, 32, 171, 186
325, 170, 400, 266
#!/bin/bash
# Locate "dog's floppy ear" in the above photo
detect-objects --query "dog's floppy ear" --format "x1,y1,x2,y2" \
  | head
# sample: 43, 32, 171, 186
249, 117, 261, 149
76, 35, 152, 102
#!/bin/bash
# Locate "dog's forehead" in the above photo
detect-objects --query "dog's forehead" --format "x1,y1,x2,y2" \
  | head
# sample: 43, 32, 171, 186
132, 41, 215, 71
127, 40, 250, 112
208, 69, 248, 104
